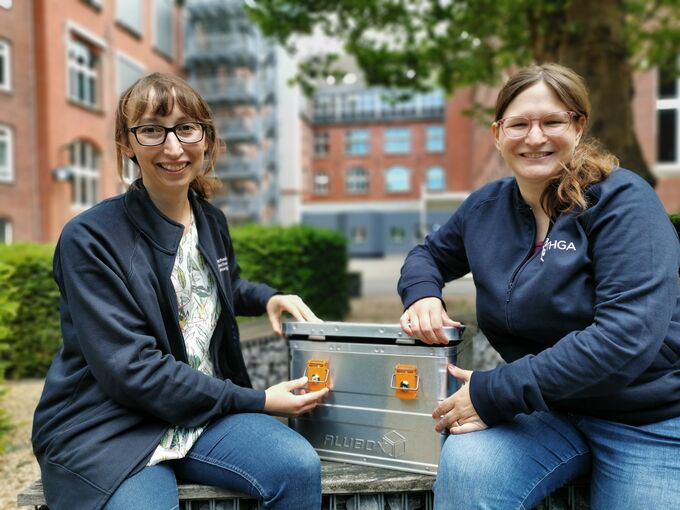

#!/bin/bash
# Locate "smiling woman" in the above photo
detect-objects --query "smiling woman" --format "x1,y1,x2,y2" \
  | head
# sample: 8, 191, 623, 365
398, 63, 680, 509
31, 73, 328, 510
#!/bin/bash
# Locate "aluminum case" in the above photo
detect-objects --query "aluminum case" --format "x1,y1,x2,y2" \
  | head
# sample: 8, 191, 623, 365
285, 321, 471, 475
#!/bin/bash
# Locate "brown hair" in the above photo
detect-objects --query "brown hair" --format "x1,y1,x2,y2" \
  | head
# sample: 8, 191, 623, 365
115, 72, 222, 199
495, 63, 618, 218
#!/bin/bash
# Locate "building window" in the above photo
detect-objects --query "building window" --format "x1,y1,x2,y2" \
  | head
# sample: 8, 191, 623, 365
426, 166, 446, 191
345, 129, 370, 155
426, 125, 445, 152
0, 218, 11, 244
120, 158, 138, 192
390, 226, 406, 243
153, 0, 174, 58
658, 66, 680, 165
116, 0, 143, 35
0, 40, 10, 91
0, 125, 13, 182
69, 140, 100, 208
351, 226, 367, 244
0, 0, 12, 9
68, 37, 100, 108
345, 167, 369, 194
116, 53, 145, 94
313, 172, 329, 195
384, 128, 411, 154
385, 165, 411, 192
314, 132, 329, 156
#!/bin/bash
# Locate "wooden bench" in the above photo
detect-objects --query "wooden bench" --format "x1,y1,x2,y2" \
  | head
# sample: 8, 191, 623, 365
18, 460, 590, 509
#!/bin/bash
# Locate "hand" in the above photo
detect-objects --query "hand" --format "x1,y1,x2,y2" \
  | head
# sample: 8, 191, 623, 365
264, 376, 329, 416
400, 297, 461, 345
432, 365, 487, 435
266, 294, 321, 336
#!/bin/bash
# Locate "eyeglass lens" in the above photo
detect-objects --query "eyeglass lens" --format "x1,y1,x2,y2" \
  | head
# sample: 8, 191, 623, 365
134, 123, 204, 145
502, 112, 572, 138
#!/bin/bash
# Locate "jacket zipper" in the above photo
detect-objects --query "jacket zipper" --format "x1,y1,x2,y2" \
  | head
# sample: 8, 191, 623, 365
505, 212, 540, 333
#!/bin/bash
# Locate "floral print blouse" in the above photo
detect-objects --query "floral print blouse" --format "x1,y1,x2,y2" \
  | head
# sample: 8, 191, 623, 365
148, 216, 221, 465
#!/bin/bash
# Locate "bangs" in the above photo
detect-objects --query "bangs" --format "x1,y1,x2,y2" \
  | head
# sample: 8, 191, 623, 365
123, 74, 212, 126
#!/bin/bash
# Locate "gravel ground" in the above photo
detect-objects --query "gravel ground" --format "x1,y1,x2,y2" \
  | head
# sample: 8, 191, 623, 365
1, 379, 44, 510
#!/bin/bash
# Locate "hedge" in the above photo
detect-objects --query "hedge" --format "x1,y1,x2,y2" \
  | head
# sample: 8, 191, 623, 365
669, 214, 680, 237
231, 224, 349, 320
0, 226, 348, 381
0, 244, 61, 379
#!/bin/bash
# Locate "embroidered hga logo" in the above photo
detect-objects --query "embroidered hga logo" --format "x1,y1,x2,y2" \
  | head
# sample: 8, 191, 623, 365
216, 257, 229, 272
540, 237, 576, 263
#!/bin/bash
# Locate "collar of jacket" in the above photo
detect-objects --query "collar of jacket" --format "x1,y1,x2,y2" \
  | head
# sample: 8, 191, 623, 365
123, 180, 204, 254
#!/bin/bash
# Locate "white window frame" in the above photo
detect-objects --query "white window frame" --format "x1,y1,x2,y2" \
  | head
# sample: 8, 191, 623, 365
345, 167, 369, 194
314, 132, 329, 156
116, 0, 143, 36
656, 66, 680, 176
0, 0, 13, 10
384, 127, 411, 154
67, 36, 100, 108
345, 129, 370, 155
426, 166, 446, 191
116, 50, 146, 95
426, 125, 445, 152
0, 218, 12, 244
0, 124, 14, 182
153, 0, 175, 58
385, 165, 411, 193
313, 172, 329, 195
0, 40, 11, 92
70, 140, 100, 209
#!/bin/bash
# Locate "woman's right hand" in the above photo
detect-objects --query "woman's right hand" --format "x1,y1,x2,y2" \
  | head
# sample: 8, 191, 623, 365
264, 376, 329, 416
400, 297, 461, 345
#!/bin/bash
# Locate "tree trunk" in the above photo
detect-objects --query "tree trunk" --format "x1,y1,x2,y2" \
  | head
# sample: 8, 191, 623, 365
557, 0, 656, 185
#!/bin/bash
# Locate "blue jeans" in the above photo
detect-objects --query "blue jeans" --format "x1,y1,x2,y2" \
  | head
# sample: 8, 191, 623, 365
434, 412, 680, 509
104, 413, 321, 510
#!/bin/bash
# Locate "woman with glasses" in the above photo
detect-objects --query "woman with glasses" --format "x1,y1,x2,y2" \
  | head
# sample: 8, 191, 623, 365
32, 73, 328, 510
398, 63, 680, 508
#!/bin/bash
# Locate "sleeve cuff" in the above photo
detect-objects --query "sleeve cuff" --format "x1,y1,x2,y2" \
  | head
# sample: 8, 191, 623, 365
400, 281, 444, 310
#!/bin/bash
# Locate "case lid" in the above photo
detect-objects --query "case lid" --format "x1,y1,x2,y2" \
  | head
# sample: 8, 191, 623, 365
282, 321, 464, 345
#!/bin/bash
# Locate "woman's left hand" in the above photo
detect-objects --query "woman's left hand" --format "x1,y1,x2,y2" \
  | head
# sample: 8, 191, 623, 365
433, 364, 488, 435
266, 294, 321, 336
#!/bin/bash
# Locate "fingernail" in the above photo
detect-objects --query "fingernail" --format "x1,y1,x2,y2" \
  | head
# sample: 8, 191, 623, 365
448, 364, 456, 370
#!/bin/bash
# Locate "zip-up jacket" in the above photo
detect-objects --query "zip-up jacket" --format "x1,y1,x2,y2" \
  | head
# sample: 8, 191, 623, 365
399, 169, 680, 426
32, 184, 278, 510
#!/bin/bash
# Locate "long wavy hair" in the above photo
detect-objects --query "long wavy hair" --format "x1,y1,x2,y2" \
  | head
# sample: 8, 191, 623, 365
494, 63, 618, 218
115, 72, 222, 199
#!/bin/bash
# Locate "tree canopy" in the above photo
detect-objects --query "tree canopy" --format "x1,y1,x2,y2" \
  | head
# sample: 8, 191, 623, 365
248, 0, 680, 185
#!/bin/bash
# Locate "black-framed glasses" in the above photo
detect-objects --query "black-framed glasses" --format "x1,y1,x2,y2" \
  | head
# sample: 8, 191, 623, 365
496, 111, 578, 138
128, 122, 207, 146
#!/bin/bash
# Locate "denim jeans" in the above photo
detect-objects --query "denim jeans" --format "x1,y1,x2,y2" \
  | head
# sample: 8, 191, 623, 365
434, 412, 680, 510
104, 413, 321, 510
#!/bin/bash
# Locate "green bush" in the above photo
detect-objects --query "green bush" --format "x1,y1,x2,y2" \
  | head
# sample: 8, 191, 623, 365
669, 214, 680, 237
232, 224, 349, 320
0, 244, 61, 379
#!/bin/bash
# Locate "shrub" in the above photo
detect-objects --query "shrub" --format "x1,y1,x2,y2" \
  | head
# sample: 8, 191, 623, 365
0, 244, 61, 379
232, 224, 350, 320
669, 214, 680, 238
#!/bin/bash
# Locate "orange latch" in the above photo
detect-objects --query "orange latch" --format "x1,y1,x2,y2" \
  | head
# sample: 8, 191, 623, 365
391, 363, 419, 400
305, 359, 330, 391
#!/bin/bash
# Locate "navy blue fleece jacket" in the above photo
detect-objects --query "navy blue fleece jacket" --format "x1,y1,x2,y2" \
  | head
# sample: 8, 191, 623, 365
32, 184, 278, 510
399, 169, 680, 426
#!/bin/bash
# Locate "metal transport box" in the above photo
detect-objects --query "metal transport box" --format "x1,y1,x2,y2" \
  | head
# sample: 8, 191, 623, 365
284, 321, 471, 475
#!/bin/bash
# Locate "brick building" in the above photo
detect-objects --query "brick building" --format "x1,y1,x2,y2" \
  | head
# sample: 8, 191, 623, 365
303, 70, 680, 256
0, 0, 183, 243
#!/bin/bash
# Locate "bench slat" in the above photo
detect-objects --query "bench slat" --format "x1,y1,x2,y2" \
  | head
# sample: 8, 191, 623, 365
17, 461, 436, 506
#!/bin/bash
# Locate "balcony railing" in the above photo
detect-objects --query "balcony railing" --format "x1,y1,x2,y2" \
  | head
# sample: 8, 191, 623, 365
215, 156, 263, 181
217, 117, 262, 143
185, 33, 261, 64
188, 0, 245, 16
223, 194, 260, 219
192, 76, 260, 104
